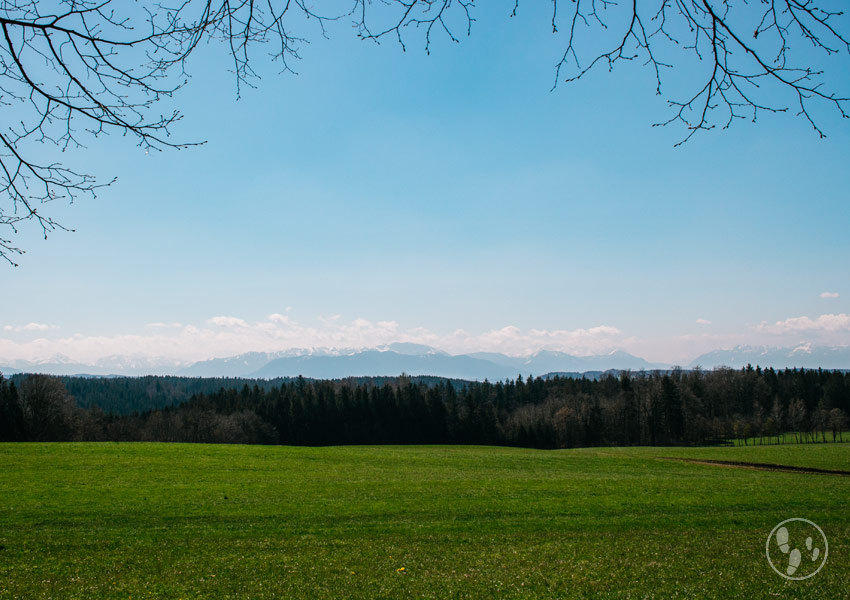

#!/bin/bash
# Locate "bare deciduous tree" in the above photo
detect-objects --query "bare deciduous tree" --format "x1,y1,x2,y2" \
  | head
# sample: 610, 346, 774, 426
1, 1, 847, 264
18, 373, 78, 440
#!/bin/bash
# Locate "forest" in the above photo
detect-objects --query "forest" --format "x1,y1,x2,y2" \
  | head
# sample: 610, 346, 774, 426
1, 367, 848, 449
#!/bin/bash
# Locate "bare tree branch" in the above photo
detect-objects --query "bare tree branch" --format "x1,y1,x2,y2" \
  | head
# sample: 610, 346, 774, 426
546, 0, 849, 143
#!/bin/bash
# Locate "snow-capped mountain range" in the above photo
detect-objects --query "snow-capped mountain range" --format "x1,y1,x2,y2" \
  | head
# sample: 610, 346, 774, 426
1, 344, 848, 379
687, 344, 850, 370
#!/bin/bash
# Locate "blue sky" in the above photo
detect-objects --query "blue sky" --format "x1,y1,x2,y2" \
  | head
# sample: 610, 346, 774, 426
1, 3, 848, 364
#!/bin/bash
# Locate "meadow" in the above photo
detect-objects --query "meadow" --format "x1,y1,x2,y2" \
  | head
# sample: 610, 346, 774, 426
0, 442, 848, 599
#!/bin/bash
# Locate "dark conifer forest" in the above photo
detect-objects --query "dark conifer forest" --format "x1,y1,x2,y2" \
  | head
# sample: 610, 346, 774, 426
1, 367, 848, 448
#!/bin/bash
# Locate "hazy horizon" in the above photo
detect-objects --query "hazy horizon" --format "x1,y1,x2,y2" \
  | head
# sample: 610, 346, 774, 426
2, 312, 849, 368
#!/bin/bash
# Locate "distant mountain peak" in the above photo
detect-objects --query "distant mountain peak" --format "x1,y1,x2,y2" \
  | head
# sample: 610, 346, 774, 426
689, 344, 850, 369
791, 343, 813, 354
380, 342, 445, 356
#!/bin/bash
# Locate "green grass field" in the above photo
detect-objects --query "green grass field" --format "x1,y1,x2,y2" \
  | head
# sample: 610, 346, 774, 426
1, 443, 848, 599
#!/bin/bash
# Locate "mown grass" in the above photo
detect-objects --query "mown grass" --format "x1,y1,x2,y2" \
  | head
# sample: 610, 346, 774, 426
0, 442, 848, 599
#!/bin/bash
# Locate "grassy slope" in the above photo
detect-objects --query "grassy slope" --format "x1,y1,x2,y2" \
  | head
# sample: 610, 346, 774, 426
605, 443, 850, 471
0, 443, 847, 599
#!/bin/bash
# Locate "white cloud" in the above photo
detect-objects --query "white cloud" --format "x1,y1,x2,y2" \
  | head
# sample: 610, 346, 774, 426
820, 292, 840, 299
756, 313, 850, 334
205, 316, 249, 328
145, 322, 183, 329
695, 318, 712, 325
589, 325, 622, 336
3, 322, 54, 332
267, 313, 291, 325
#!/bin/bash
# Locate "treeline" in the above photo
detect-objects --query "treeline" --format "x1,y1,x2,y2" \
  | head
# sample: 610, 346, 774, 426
6, 374, 465, 415
7, 375, 296, 415
1, 367, 849, 448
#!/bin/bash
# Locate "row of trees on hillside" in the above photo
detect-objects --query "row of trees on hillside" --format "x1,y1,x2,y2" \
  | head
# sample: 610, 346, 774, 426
13, 374, 462, 415
1, 367, 849, 448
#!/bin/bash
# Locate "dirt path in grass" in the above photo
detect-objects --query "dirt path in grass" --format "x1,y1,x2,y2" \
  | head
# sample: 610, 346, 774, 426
659, 457, 850, 476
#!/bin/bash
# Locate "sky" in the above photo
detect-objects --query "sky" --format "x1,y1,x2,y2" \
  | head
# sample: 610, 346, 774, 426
1, 3, 849, 365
